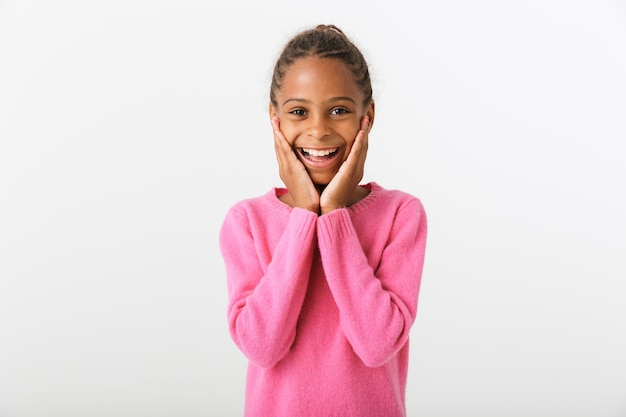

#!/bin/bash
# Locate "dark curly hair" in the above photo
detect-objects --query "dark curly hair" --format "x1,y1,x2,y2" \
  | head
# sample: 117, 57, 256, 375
270, 24, 373, 107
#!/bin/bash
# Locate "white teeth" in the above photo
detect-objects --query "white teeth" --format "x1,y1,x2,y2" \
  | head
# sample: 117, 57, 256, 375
302, 147, 338, 157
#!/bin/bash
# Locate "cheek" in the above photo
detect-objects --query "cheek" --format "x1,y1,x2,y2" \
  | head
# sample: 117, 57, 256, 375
282, 131, 297, 147
279, 124, 300, 146
343, 127, 359, 146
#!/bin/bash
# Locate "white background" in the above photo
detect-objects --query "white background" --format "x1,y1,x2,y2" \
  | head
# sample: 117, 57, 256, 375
1, 1, 625, 416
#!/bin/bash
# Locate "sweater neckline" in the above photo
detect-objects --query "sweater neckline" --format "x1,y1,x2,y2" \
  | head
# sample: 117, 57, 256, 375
265, 182, 382, 215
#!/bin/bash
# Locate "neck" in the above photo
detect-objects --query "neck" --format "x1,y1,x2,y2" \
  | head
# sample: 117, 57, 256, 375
315, 184, 327, 195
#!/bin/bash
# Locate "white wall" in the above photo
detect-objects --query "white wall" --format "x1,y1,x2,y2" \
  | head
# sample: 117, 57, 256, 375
1, 1, 625, 416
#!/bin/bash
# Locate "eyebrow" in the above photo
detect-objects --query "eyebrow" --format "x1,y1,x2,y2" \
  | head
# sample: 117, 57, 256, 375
282, 96, 357, 106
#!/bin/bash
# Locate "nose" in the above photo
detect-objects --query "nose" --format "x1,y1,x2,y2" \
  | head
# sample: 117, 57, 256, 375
304, 114, 331, 140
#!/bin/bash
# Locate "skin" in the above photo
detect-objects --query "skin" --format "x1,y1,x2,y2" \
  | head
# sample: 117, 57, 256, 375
269, 57, 375, 215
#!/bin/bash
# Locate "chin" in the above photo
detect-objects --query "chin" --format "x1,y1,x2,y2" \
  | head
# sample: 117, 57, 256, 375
310, 173, 335, 187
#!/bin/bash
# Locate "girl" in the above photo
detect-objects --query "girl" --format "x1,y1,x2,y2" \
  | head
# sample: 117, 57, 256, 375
220, 24, 427, 417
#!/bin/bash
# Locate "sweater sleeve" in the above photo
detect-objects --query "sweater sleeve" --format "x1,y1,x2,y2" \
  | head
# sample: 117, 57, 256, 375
316, 199, 427, 368
220, 205, 317, 368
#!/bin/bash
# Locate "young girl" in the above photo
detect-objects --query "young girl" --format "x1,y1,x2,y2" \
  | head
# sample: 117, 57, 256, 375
220, 24, 427, 417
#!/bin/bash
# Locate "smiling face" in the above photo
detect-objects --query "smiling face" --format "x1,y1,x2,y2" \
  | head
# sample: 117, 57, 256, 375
270, 57, 375, 186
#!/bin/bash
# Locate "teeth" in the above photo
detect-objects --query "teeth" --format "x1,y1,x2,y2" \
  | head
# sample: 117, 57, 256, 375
302, 147, 338, 157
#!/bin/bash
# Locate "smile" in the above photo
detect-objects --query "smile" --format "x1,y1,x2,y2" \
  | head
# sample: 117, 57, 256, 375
297, 147, 342, 169
299, 147, 339, 158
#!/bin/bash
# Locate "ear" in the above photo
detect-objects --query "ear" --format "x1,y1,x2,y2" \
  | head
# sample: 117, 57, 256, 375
365, 100, 375, 132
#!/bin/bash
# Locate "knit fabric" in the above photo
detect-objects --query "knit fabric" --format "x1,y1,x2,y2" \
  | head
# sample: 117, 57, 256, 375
219, 182, 427, 417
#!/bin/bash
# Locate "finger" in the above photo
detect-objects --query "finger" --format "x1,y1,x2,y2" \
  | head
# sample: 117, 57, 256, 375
360, 115, 370, 132
343, 128, 366, 167
348, 116, 369, 159
272, 118, 286, 147
337, 121, 368, 177
272, 118, 293, 158
271, 117, 282, 138
360, 116, 370, 153
350, 115, 368, 152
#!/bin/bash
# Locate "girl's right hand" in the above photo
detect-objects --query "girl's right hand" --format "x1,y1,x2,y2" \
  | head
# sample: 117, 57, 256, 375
272, 118, 320, 213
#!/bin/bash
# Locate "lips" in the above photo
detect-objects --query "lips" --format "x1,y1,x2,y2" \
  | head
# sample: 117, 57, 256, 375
297, 147, 342, 168
301, 147, 338, 157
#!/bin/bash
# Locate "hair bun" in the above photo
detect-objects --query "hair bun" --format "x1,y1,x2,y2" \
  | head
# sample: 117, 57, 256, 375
314, 24, 345, 36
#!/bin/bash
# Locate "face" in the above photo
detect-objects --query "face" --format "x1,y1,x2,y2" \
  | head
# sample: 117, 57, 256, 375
270, 57, 375, 186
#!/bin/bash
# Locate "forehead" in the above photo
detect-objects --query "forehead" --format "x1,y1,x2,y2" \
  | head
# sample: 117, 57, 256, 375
278, 57, 363, 104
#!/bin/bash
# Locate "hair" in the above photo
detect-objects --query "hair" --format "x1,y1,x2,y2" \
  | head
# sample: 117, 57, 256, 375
270, 24, 373, 107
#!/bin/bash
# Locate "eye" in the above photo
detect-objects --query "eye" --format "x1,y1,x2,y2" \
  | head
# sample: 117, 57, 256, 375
330, 107, 349, 115
289, 109, 307, 116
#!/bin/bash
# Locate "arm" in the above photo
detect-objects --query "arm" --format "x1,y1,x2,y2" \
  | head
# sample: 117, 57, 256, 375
220, 205, 317, 368
317, 199, 427, 367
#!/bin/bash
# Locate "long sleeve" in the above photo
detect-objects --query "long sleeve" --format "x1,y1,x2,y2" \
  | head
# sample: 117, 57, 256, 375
221, 184, 427, 416
220, 205, 318, 368
316, 198, 427, 368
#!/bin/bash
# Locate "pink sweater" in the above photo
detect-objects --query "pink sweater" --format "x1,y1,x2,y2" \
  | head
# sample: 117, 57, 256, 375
220, 182, 427, 417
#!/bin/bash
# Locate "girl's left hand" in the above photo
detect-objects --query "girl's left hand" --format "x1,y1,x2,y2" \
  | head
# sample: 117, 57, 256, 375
320, 116, 369, 215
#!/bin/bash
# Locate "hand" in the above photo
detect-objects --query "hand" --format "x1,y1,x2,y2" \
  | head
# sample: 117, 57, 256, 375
320, 116, 370, 215
272, 118, 320, 213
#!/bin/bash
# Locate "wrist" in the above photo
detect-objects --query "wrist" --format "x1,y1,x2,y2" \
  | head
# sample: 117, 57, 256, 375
320, 204, 344, 215
296, 202, 320, 214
